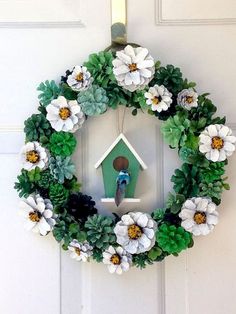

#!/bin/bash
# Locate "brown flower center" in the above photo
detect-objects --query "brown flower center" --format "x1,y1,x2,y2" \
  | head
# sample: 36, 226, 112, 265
26, 150, 40, 163
185, 96, 194, 104
76, 72, 84, 82
59, 107, 71, 120
211, 136, 224, 150
75, 248, 81, 256
128, 224, 142, 240
110, 254, 121, 265
193, 212, 206, 225
128, 63, 138, 72
29, 211, 41, 222
152, 96, 162, 105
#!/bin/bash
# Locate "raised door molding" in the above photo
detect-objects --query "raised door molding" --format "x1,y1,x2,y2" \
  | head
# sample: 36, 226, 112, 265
0, 0, 85, 28
156, 0, 236, 25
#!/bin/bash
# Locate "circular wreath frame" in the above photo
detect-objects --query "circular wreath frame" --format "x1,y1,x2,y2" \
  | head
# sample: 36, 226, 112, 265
15, 44, 236, 274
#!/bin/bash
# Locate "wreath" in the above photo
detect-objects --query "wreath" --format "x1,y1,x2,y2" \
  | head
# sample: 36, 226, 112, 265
15, 44, 236, 274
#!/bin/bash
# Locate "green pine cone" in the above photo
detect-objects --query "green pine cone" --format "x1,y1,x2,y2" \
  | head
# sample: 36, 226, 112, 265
49, 156, 75, 184
24, 113, 52, 142
199, 162, 225, 183
157, 223, 192, 254
83, 51, 115, 88
199, 181, 224, 203
78, 85, 109, 116
171, 163, 199, 197
49, 183, 69, 207
49, 132, 77, 157
84, 214, 116, 250
153, 65, 184, 95
37, 170, 52, 189
37, 80, 61, 107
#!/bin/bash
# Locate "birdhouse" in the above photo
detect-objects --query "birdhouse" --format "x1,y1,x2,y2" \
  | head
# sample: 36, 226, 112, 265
94, 133, 147, 202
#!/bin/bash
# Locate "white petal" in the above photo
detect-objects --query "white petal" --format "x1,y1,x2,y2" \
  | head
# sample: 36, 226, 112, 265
210, 149, 220, 162
207, 125, 218, 137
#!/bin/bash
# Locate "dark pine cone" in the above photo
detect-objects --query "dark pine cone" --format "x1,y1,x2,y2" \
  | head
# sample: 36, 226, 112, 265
61, 69, 72, 83
163, 211, 182, 226
67, 193, 98, 223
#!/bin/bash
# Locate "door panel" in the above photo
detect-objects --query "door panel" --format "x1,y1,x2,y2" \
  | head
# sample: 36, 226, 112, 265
0, 0, 236, 313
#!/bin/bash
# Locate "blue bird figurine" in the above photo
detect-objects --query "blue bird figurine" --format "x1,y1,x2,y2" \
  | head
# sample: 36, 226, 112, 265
115, 170, 130, 207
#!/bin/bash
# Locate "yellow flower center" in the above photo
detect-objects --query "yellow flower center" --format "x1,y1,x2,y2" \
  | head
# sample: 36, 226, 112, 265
128, 63, 138, 72
29, 211, 41, 222
75, 248, 81, 256
110, 254, 121, 265
211, 136, 224, 150
185, 96, 194, 104
59, 107, 71, 120
128, 224, 142, 240
26, 150, 40, 163
76, 72, 84, 82
193, 212, 206, 225
152, 96, 162, 105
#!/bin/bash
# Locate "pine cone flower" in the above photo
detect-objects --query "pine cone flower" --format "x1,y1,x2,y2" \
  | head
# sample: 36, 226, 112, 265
177, 88, 198, 110
67, 65, 92, 91
102, 246, 132, 275
49, 132, 77, 157
78, 85, 109, 116
19, 194, 56, 236
67, 193, 98, 223
157, 223, 192, 254
21, 141, 49, 171
24, 113, 52, 142
113, 45, 155, 92
68, 240, 93, 262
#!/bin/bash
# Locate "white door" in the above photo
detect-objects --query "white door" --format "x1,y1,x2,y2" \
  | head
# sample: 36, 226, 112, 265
0, 0, 236, 313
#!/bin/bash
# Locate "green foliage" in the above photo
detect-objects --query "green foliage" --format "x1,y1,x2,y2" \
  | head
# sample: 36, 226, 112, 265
178, 147, 210, 167
14, 170, 36, 197
133, 252, 154, 269
27, 167, 41, 183
83, 51, 115, 88
106, 85, 130, 109
189, 93, 226, 126
78, 85, 109, 116
92, 248, 104, 263
152, 208, 166, 223
49, 156, 75, 184
147, 246, 163, 261
60, 82, 78, 100
53, 214, 86, 249
171, 163, 199, 197
49, 183, 69, 207
161, 112, 190, 148
157, 223, 192, 254
63, 176, 81, 193
166, 193, 186, 214
49, 132, 77, 157
131, 89, 148, 112
84, 214, 116, 250
37, 80, 61, 107
24, 113, 52, 142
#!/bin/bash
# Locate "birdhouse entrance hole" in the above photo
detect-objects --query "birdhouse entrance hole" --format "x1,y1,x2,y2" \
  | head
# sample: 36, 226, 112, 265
113, 156, 129, 171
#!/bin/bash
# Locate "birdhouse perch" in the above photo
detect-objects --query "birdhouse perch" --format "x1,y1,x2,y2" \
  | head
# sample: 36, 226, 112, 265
94, 133, 147, 203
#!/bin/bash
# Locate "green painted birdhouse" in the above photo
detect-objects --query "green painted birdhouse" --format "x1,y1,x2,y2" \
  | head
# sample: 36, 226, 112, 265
95, 133, 147, 201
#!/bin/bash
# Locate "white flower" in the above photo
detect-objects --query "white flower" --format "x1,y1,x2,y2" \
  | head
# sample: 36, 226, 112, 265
46, 96, 85, 133
179, 197, 219, 236
21, 141, 48, 171
177, 88, 198, 110
144, 85, 172, 112
19, 194, 56, 236
102, 246, 132, 275
199, 124, 236, 162
68, 240, 93, 262
114, 212, 157, 254
67, 65, 92, 92
112, 45, 155, 92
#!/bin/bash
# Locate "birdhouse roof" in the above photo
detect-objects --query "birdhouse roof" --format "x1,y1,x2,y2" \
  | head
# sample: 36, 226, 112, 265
94, 133, 147, 170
